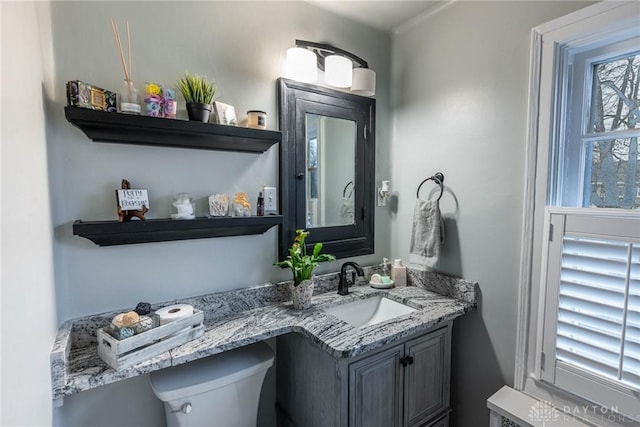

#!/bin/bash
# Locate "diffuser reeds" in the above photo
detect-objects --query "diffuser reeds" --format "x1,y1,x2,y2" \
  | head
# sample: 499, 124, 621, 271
111, 19, 133, 82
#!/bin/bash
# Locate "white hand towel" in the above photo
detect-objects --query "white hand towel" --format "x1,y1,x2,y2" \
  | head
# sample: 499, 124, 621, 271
340, 196, 354, 224
409, 199, 444, 270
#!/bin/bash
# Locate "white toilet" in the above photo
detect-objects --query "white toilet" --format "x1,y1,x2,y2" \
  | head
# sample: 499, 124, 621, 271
150, 341, 274, 427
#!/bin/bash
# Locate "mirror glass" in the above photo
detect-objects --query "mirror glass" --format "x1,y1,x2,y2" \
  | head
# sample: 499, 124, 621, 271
305, 114, 356, 228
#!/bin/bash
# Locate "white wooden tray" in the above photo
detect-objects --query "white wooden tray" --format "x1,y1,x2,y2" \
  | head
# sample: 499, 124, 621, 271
97, 309, 204, 370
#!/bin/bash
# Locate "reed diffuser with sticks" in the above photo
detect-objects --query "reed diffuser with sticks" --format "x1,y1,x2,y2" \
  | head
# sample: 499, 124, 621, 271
111, 19, 141, 114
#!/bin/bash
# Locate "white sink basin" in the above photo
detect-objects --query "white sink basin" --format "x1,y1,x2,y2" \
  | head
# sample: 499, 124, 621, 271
323, 296, 416, 328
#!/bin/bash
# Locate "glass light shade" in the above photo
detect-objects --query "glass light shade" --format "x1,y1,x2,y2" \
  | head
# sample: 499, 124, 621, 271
325, 55, 352, 88
351, 68, 376, 97
286, 47, 317, 83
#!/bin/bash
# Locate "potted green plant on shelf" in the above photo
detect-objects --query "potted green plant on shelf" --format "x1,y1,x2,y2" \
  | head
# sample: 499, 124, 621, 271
176, 71, 216, 122
276, 229, 336, 309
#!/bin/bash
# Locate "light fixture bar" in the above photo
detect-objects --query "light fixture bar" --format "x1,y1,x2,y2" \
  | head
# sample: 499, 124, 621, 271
295, 39, 369, 71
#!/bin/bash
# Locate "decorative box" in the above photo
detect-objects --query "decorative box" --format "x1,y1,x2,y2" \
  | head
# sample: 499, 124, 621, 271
66, 80, 117, 112
97, 309, 204, 370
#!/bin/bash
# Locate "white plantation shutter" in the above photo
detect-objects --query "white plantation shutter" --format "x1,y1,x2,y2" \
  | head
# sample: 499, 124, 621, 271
558, 237, 639, 386
624, 253, 640, 388
541, 209, 640, 417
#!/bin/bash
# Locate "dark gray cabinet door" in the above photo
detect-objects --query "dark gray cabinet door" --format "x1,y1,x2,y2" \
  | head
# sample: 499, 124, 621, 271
403, 327, 450, 427
425, 413, 449, 427
349, 344, 404, 427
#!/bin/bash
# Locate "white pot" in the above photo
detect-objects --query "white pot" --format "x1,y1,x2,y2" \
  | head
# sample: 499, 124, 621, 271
288, 278, 314, 310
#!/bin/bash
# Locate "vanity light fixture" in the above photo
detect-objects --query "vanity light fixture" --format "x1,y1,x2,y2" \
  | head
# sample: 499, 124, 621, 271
287, 39, 376, 96
285, 46, 317, 83
325, 55, 352, 88
351, 67, 376, 97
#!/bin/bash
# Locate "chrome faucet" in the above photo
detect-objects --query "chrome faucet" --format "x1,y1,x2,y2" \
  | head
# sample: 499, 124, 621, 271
338, 262, 364, 296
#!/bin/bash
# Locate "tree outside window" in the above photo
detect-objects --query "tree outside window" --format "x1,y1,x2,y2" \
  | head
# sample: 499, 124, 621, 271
587, 53, 640, 208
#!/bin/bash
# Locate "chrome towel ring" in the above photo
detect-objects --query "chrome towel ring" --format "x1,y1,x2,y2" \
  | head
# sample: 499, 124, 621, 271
416, 172, 445, 201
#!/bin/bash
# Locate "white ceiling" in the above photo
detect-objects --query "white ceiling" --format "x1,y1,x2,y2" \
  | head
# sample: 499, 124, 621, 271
306, 0, 448, 33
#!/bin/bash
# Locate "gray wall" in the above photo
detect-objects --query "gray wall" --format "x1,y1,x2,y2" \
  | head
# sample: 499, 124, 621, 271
1, 2, 58, 426
390, 2, 594, 426
42, 2, 390, 426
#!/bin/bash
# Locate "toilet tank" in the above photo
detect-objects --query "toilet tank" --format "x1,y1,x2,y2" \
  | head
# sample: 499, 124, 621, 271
150, 341, 274, 427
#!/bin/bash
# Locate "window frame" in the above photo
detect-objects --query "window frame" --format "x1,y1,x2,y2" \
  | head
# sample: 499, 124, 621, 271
560, 38, 640, 208
515, 2, 640, 425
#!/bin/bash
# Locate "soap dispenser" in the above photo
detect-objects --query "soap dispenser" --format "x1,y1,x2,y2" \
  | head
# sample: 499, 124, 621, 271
381, 257, 391, 283
391, 259, 407, 287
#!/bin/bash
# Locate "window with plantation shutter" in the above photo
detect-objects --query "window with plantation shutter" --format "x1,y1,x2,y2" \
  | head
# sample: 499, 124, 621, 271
518, 3, 640, 425
540, 209, 640, 417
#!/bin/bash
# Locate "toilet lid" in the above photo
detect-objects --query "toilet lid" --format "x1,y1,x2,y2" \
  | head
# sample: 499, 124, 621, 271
150, 341, 274, 402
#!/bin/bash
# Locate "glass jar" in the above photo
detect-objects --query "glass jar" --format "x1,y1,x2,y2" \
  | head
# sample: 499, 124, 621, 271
171, 193, 195, 220
247, 110, 267, 129
118, 80, 141, 114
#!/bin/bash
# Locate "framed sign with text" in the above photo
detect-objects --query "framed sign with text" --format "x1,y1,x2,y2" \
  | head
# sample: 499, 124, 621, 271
116, 179, 149, 222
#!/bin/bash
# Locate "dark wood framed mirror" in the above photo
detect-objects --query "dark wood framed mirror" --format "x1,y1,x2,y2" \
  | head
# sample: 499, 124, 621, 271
277, 78, 375, 260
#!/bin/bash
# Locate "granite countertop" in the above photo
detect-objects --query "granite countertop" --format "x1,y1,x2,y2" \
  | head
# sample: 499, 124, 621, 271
50, 268, 477, 400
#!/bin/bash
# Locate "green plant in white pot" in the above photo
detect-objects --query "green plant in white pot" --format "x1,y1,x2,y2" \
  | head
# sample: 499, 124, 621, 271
276, 229, 335, 309
176, 71, 216, 122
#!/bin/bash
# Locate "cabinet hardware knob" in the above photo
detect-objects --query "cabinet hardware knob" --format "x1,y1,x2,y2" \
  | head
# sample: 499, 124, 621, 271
407, 356, 414, 365
297, 173, 305, 179
400, 356, 408, 367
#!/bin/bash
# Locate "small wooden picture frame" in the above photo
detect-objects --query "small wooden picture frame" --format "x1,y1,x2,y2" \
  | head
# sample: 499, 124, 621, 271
213, 101, 237, 126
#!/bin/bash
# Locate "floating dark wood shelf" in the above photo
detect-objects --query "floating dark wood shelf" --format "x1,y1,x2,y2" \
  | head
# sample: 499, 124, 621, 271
64, 107, 281, 153
73, 216, 283, 246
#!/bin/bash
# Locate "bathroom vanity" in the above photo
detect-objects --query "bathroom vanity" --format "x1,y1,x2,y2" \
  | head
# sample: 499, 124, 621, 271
277, 321, 451, 427
51, 269, 476, 426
